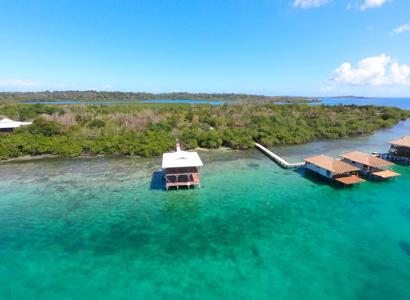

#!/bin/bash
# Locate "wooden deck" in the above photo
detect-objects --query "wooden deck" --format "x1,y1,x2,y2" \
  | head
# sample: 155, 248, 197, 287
335, 175, 365, 185
164, 172, 200, 189
371, 170, 400, 179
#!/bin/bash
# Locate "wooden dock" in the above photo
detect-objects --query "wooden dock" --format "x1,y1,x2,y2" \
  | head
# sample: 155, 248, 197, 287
255, 143, 305, 169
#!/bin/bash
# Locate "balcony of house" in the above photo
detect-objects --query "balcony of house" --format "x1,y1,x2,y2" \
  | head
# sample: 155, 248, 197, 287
164, 167, 200, 189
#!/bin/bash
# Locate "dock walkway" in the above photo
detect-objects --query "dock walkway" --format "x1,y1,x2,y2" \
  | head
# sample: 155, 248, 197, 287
255, 143, 305, 169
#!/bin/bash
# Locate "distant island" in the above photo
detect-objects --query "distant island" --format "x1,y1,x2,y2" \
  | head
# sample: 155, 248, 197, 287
332, 96, 368, 99
0, 91, 318, 104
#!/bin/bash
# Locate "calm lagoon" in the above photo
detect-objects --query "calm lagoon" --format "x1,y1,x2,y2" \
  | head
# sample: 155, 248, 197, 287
25, 97, 410, 109
0, 121, 409, 299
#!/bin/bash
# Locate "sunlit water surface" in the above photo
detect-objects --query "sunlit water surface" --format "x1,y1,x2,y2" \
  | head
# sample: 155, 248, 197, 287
0, 122, 409, 300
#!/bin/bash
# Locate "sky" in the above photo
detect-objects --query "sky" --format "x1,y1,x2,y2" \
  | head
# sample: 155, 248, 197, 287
0, 0, 409, 97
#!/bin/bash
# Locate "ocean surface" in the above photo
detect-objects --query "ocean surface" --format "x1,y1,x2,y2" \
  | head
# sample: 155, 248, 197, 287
317, 97, 410, 110
0, 121, 409, 299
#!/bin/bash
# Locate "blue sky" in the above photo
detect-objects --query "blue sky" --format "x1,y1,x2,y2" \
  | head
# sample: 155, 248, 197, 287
0, 0, 409, 96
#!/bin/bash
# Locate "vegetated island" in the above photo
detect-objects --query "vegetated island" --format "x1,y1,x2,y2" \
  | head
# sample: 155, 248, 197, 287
0, 91, 317, 104
0, 100, 409, 160
332, 95, 368, 99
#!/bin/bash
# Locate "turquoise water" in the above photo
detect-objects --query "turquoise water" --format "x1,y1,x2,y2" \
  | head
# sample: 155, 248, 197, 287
0, 125, 410, 299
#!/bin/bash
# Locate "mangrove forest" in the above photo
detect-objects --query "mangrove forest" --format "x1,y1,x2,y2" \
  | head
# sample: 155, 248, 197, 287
0, 102, 409, 160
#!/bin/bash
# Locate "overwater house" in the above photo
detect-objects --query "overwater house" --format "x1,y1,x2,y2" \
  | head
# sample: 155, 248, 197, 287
340, 151, 400, 180
0, 118, 32, 133
304, 154, 365, 186
387, 136, 410, 164
162, 143, 203, 190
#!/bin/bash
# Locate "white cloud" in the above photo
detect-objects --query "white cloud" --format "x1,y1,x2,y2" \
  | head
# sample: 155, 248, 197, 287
360, 0, 388, 11
330, 54, 410, 86
0, 79, 116, 92
320, 86, 335, 92
0, 79, 41, 88
0, 79, 75, 91
293, 0, 332, 9
101, 84, 113, 90
391, 24, 410, 35
87, 84, 114, 91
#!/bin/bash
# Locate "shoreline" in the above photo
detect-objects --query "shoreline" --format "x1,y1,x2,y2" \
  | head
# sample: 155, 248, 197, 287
0, 154, 106, 164
2, 118, 409, 164
0, 139, 389, 164
0, 147, 235, 164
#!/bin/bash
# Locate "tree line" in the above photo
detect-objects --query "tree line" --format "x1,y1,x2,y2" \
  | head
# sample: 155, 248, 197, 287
0, 102, 408, 160
0, 91, 315, 104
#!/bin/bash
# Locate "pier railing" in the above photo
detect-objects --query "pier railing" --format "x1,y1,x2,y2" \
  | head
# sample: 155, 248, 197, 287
255, 143, 305, 169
